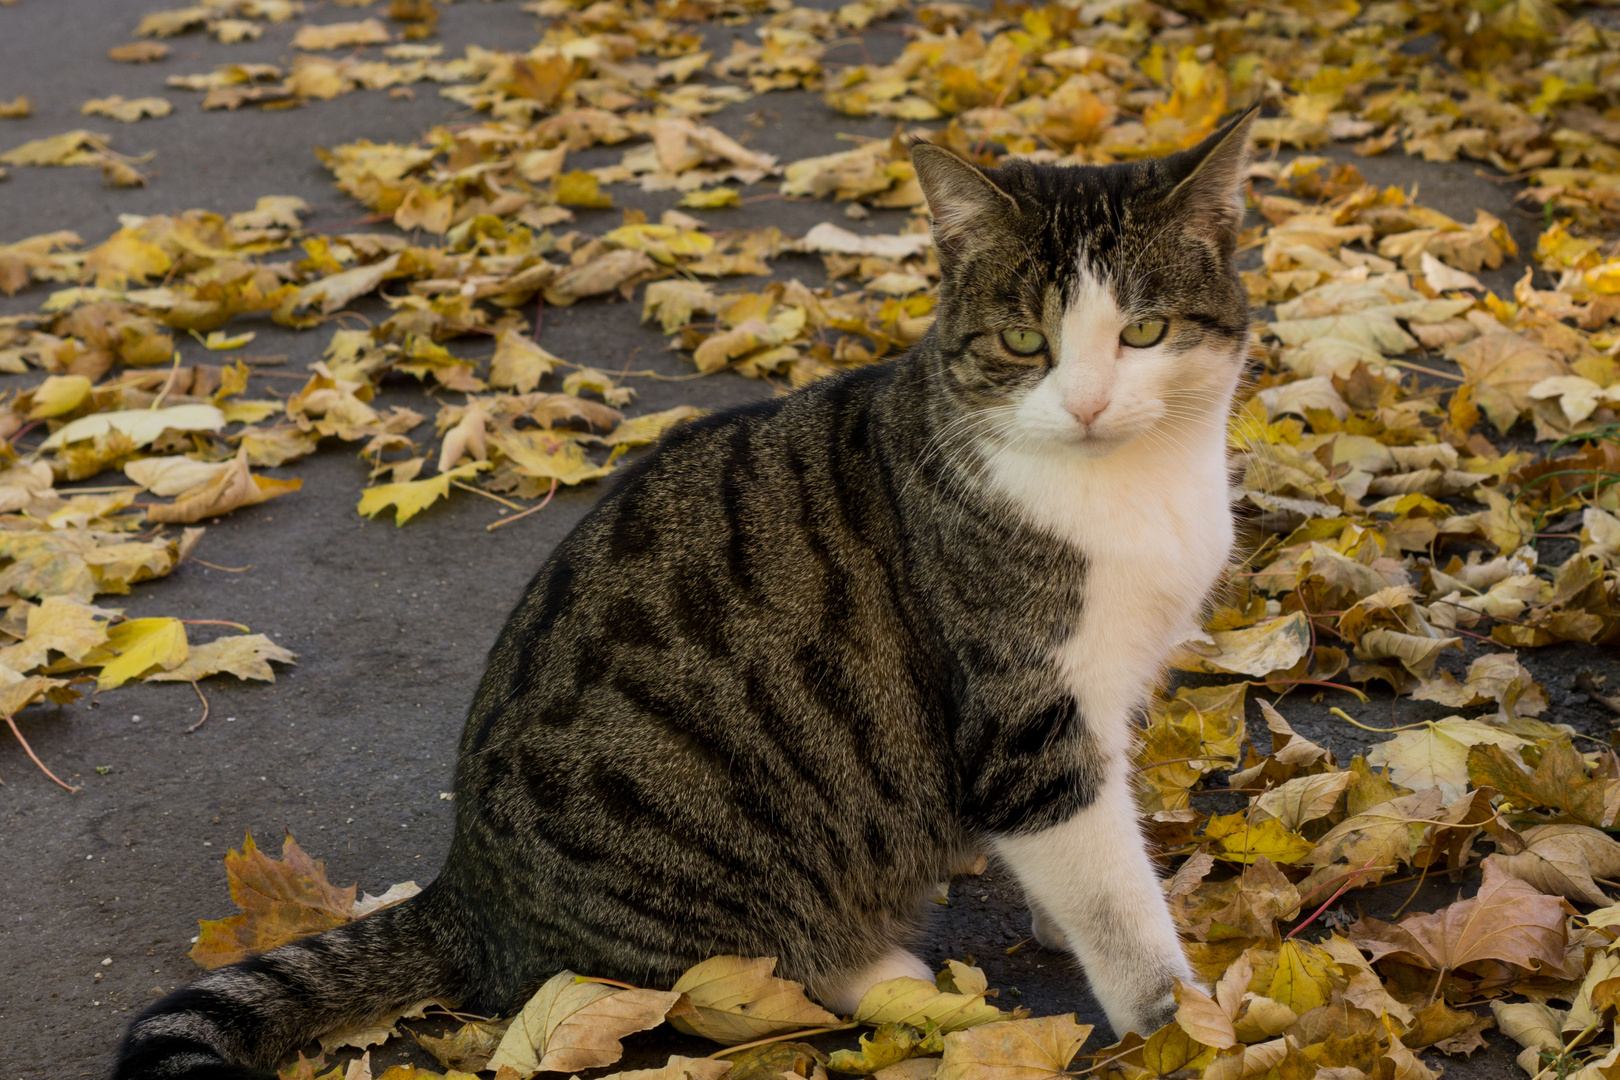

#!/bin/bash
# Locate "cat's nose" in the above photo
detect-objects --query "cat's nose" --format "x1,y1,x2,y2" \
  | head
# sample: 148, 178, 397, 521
1068, 399, 1109, 426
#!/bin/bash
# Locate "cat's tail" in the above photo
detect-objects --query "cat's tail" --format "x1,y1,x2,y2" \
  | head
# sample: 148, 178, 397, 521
112, 886, 463, 1080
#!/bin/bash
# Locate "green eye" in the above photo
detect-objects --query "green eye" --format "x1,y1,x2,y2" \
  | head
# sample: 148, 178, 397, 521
1120, 319, 1168, 348
1000, 329, 1047, 356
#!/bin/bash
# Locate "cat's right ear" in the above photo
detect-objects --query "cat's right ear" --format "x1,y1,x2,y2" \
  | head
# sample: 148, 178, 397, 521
911, 143, 1018, 262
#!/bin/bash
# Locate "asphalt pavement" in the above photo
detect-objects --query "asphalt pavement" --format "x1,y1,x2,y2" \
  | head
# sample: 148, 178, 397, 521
0, 2, 1616, 1079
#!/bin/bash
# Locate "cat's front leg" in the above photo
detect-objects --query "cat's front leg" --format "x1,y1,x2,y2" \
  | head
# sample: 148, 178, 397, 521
992, 776, 1191, 1036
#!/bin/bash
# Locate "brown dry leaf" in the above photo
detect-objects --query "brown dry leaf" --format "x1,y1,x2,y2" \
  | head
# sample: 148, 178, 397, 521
1449, 331, 1565, 435
1487, 824, 1620, 906
1468, 740, 1617, 827
413, 1020, 511, 1074
1349, 858, 1570, 975
190, 831, 356, 969
146, 447, 301, 524
936, 1016, 1091, 1080
484, 970, 681, 1078
1172, 980, 1235, 1050
669, 955, 840, 1045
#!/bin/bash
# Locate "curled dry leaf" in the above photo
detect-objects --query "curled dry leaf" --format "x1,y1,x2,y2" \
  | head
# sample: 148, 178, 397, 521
414, 1018, 512, 1074
125, 454, 231, 496
146, 447, 302, 524
668, 955, 840, 1044
41, 403, 226, 450
485, 970, 681, 1078
1488, 824, 1620, 906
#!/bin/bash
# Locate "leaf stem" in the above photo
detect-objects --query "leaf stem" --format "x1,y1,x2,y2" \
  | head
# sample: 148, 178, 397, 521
184, 679, 211, 733
706, 1022, 860, 1059
4, 712, 79, 792
486, 478, 558, 532
1327, 707, 1430, 733
572, 975, 641, 990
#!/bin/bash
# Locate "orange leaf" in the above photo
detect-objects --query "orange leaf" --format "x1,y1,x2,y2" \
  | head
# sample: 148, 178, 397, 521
191, 831, 355, 969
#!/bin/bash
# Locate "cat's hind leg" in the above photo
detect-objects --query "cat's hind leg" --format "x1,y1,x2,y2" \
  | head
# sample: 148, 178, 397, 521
992, 777, 1192, 1037
812, 947, 933, 1015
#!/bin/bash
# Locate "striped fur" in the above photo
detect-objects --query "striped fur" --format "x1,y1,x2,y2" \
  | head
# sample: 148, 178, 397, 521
114, 111, 1255, 1077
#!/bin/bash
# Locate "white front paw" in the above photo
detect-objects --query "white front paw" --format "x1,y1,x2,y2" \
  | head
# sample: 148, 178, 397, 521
1030, 906, 1069, 951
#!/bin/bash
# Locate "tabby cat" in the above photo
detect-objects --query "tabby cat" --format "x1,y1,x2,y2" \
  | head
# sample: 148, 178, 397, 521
114, 106, 1257, 1080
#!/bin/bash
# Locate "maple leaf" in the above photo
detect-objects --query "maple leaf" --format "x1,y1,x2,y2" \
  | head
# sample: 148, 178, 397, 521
1203, 814, 1316, 866
1349, 859, 1571, 976
1251, 771, 1354, 832
668, 955, 840, 1044
191, 831, 356, 969
936, 1016, 1091, 1080
826, 1022, 942, 1074
1449, 331, 1566, 436
413, 1019, 512, 1074
148, 633, 296, 684
1169, 612, 1312, 679
1468, 740, 1619, 827
489, 330, 562, 394
358, 461, 491, 526
1366, 718, 1530, 802
485, 970, 681, 1078
592, 1057, 735, 1080
0, 596, 115, 673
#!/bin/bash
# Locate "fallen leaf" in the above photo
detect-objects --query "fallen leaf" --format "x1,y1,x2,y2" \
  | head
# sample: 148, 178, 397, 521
146, 447, 302, 524
936, 1016, 1091, 1080
190, 831, 355, 969
1488, 824, 1620, 906
41, 403, 226, 451
95, 616, 188, 689
357, 461, 490, 526
669, 956, 840, 1045
485, 970, 681, 1078
148, 633, 296, 684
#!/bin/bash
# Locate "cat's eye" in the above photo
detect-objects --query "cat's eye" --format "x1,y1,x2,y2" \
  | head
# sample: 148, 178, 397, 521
1120, 319, 1168, 348
1000, 329, 1047, 356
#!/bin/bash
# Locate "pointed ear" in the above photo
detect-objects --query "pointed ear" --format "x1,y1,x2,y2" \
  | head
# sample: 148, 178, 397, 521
911, 142, 1019, 260
1161, 105, 1259, 244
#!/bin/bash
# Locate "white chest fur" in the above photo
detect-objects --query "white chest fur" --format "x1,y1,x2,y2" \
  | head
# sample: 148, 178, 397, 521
983, 427, 1233, 763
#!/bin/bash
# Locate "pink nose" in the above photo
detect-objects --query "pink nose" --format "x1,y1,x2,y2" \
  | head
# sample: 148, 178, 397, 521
1069, 400, 1109, 426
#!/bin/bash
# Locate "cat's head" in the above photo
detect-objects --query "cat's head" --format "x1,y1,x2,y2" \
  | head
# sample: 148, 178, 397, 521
911, 109, 1256, 458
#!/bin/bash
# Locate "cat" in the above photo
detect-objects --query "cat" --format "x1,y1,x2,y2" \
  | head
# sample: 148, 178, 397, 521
113, 106, 1257, 1080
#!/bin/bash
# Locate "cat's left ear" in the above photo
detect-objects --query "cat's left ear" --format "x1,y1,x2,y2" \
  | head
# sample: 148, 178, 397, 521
1159, 105, 1259, 245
